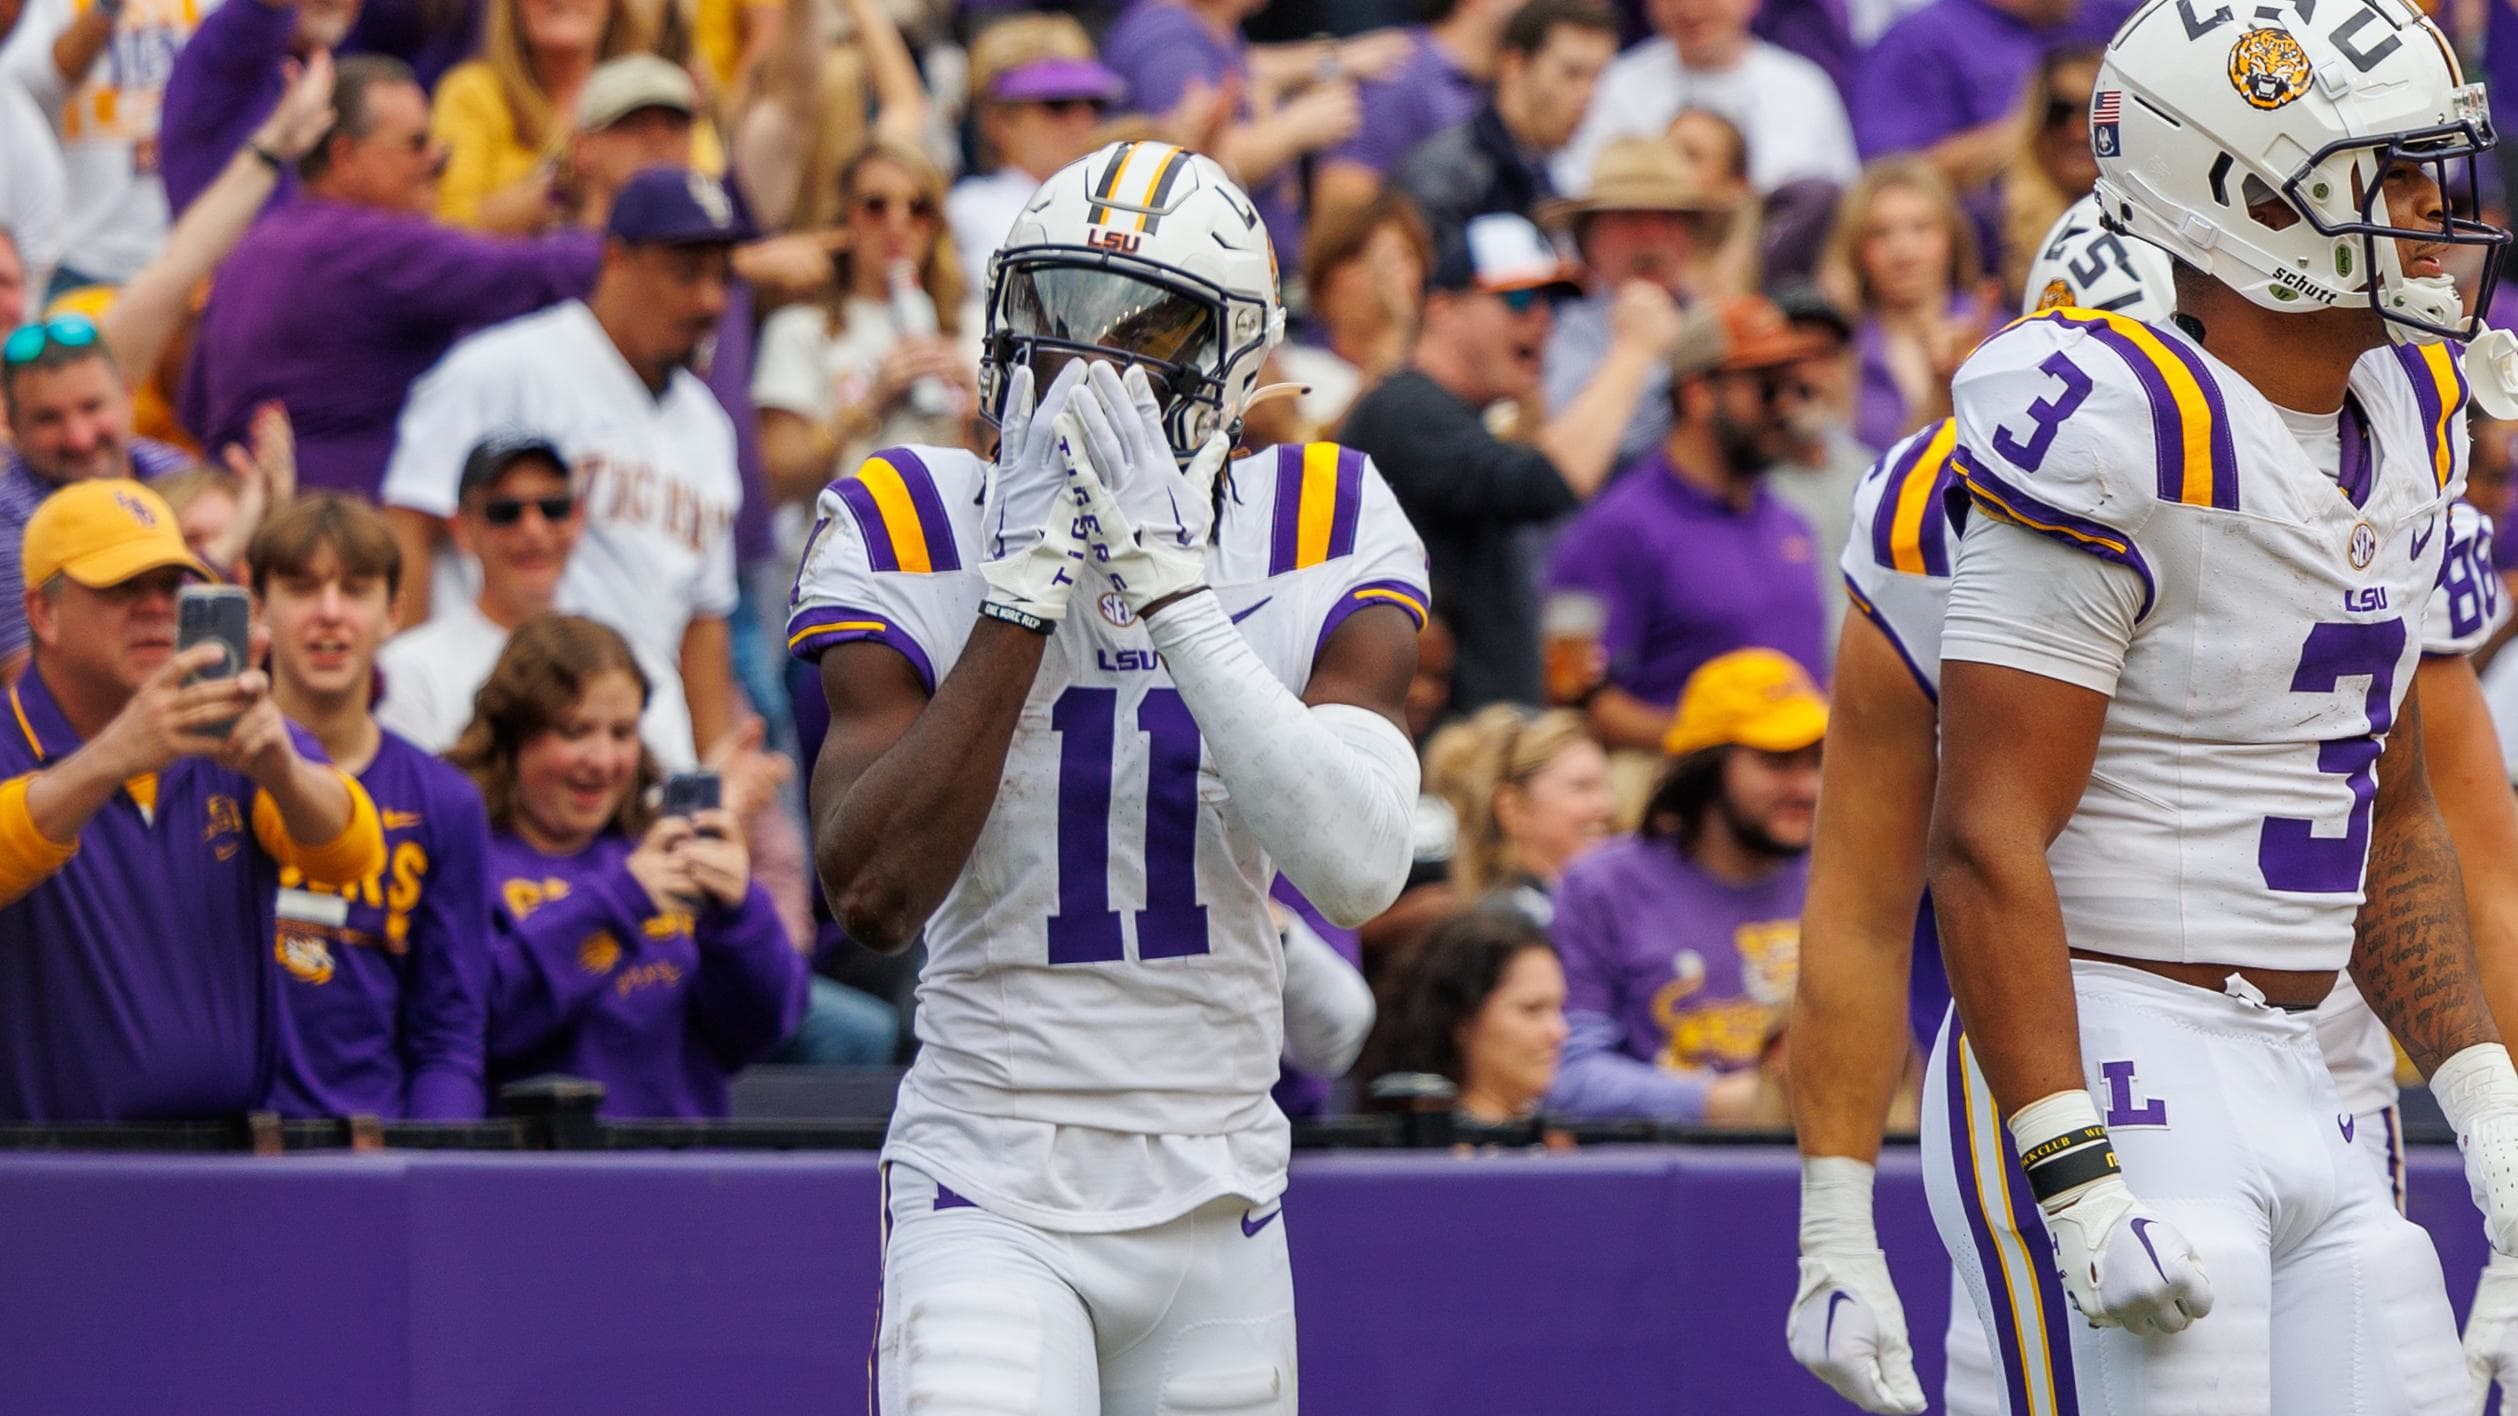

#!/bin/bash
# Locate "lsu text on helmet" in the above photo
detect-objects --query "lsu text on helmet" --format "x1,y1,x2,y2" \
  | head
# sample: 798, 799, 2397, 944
2090, 0, 2507, 344
982, 141, 1288, 461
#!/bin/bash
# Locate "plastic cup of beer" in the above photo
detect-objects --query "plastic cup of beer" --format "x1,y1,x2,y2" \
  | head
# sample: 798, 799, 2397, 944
1541, 591, 1606, 704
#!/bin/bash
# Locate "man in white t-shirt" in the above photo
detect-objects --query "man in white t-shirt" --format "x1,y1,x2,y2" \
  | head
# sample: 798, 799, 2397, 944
0, 0, 216, 287
1550, 0, 1856, 203
381, 166, 748, 767
377, 434, 697, 767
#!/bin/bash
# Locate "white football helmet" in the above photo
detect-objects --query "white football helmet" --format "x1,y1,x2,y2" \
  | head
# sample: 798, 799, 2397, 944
981, 141, 1286, 460
2090, 0, 2506, 344
2022, 192, 2178, 323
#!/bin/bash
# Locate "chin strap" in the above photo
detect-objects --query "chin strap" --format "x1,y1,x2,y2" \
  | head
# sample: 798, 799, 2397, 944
2468, 329, 2518, 418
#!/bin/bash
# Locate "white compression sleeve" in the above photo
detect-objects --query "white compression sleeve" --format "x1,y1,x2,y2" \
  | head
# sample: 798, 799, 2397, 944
1142, 589, 1419, 926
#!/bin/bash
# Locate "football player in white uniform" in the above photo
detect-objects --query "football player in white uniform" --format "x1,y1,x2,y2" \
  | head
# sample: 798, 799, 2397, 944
1910, 0, 2518, 1407
1793, 188, 2518, 1409
796, 141, 1427, 1416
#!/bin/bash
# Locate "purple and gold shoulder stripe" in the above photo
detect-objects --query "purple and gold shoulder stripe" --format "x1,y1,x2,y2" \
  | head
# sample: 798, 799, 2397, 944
1869, 418, 1960, 579
784, 605, 937, 689
1314, 579, 1431, 659
1952, 445, 2157, 619
2028, 307, 2238, 512
833, 448, 962, 574
2394, 340, 2469, 492
1269, 443, 1368, 577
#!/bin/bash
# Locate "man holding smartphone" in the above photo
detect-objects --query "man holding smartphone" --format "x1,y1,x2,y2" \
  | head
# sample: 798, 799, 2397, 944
0, 479, 385, 1120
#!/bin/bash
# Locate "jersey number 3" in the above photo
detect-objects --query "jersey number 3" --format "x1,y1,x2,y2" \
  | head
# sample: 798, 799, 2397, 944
1048, 686, 1210, 964
2259, 619, 2404, 895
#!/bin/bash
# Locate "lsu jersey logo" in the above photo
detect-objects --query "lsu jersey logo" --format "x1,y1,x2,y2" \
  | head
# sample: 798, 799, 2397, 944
276, 926, 336, 985
2035, 278, 2075, 313
577, 931, 622, 976
2229, 28, 2312, 111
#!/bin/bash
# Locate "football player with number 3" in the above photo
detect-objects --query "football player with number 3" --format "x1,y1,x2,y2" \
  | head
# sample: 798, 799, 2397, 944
1788, 240, 2518, 1413
795, 141, 1427, 1415
1801, 0, 2518, 1407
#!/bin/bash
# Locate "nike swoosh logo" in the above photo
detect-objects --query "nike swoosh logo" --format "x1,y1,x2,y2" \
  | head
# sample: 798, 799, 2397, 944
2413, 516, 2439, 559
1229, 597, 1272, 625
2130, 1216, 2170, 1282
2339, 1113, 2356, 1143
1240, 1203, 1282, 1237
1824, 1290, 1853, 1349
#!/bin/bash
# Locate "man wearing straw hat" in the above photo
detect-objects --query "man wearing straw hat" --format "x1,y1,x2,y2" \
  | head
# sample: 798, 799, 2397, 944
1539, 135, 1739, 471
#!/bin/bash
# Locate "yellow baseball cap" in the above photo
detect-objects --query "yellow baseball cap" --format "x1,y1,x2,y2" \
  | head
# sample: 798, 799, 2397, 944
23, 480, 210, 591
1663, 648, 1829, 758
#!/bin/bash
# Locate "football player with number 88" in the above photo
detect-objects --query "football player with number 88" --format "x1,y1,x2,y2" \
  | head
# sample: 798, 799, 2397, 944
794, 142, 1428, 1415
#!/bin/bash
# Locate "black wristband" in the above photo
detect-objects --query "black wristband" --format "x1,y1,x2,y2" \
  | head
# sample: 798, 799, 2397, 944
2019, 1124, 2121, 1204
978, 600, 1053, 635
248, 142, 286, 173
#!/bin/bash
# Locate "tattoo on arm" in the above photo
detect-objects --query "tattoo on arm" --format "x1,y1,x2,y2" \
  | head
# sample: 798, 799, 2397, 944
2352, 697, 2503, 1075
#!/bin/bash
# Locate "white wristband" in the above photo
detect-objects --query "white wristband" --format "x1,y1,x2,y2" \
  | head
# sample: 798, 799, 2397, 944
2434, 1043, 2518, 1136
1798, 1155, 1879, 1254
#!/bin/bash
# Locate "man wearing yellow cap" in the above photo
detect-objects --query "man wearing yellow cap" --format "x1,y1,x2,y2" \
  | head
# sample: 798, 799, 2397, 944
0, 480, 384, 1121
1543, 647, 1824, 1122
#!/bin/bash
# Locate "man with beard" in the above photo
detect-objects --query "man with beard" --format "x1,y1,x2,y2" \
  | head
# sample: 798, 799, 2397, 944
1546, 294, 1833, 752
1542, 647, 1823, 1122
382, 167, 749, 765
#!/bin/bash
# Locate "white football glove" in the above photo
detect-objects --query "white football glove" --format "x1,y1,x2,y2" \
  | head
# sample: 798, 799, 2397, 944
1785, 1156, 1924, 1414
2434, 1044, 2518, 1260
2041, 1175, 2212, 1334
2010, 1090, 2211, 1336
1063, 364, 1231, 614
2465, 1251, 2518, 1412
976, 362, 1092, 632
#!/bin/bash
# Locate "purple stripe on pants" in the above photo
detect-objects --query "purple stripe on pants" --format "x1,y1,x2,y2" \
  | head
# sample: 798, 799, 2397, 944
1939, 1011, 2039, 1416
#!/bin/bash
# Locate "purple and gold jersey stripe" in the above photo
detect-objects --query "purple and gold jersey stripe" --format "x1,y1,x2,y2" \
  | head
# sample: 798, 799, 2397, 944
1089, 142, 1191, 233
1955, 448, 2158, 618
1312, 578, 1431, 659
1268, 442, 1366, 576
785, 604, 938, 691
1841, 575, 1937, 703
833, 448, 961, 574
2034, 308, 2238, 511
2396, 340, 2469, 492
1940, 1015, 2079, 1416
1869, 419, 1959, 577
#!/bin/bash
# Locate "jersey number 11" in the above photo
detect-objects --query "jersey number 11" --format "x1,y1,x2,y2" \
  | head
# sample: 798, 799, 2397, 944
1048, 686, 1211, 964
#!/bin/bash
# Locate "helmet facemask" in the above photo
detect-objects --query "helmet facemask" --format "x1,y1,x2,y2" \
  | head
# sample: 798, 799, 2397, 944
982, 244, 1277, 464
2279, 96, 2508, 344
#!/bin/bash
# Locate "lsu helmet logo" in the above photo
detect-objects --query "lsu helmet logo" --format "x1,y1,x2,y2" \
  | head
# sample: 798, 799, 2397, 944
2229, 28, 2313, 111
2035, 279, 2075, 312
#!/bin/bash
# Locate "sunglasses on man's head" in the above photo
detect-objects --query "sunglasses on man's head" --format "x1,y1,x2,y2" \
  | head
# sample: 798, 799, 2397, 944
479, 495, 575, 526
856, 194, 937, 221
2, 315, 99, 368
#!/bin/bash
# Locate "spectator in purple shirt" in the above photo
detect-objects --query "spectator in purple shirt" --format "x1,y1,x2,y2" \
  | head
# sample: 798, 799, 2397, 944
1359, 907, 1568, 1126
1546, 294, 1831, 754
160, 0, 362, 216
1545, 648, 1821, 1124
180, 55, 599, 498
1818, 157, 1995, 462
1850, 0, 2134, 258
1100, 0, 1395, 266
252, 495, 492, 1119
450, 614, 806, 1118
1, 316, 197, 676
1312, 0, 1518, 221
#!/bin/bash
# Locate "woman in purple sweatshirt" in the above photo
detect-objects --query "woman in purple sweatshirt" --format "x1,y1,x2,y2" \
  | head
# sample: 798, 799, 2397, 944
449, 614, 805, 1118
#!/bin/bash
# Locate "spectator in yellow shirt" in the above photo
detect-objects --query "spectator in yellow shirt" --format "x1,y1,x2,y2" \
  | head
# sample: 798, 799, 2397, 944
431, 0, 724, 233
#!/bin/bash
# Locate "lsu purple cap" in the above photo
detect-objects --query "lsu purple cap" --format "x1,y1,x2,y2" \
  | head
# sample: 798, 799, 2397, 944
990, 56, 1125, 104
606, 166, 757, 246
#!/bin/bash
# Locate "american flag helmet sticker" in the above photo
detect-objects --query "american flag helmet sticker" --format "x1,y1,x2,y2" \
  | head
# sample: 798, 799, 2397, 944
2092, 90, 2123, 157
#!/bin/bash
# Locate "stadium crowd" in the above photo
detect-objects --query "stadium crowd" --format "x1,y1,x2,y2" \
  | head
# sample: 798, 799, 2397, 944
4, 0, 2518, 1132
